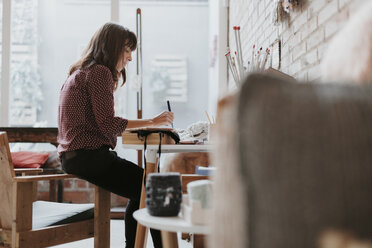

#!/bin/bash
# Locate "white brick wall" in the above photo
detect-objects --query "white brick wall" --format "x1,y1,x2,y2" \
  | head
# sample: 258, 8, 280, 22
229, 0, 366, 82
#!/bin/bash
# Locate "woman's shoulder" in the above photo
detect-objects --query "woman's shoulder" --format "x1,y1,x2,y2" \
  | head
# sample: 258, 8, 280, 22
87, 64, 112, 76
66, 68, 86, 85
85, 64, 114, 88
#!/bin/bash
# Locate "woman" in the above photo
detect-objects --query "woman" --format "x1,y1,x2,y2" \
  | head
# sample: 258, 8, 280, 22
57, 22, 173, 248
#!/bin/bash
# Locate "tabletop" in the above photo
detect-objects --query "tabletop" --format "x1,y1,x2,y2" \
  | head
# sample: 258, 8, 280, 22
133, 208, 210, 234
122, 143, 213, 153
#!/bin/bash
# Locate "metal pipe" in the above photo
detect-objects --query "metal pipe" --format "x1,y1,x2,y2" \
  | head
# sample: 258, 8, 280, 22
136, 8, 143, 119
136, 8, 143, 167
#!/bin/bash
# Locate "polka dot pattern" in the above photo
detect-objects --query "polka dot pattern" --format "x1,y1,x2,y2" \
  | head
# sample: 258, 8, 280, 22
57, 64, 128, 155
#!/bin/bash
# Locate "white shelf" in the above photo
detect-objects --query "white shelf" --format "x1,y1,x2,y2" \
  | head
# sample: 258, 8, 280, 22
133, 208, 209, 235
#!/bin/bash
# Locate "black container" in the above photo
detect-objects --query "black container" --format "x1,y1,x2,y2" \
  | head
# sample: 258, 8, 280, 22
146, 172, 182, 216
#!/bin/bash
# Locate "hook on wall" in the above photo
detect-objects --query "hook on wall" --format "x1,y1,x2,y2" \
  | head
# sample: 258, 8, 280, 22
282, 0, 299, 13
272, 0, 299, 25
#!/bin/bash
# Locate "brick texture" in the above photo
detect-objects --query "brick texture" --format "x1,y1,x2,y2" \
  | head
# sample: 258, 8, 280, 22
37, 179, 128, 206
229, 0, 364, 82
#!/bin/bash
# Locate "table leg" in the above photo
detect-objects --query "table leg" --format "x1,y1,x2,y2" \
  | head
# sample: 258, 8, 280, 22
49, 180, 57, 201
94, 186, 111, 248
135, 150, 158, 248
161, 231, 178, 248
193, 234, 206, 248
134, 184, 148, 248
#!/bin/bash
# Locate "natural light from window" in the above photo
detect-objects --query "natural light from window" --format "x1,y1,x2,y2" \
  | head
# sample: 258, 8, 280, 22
3, 0, 209, 130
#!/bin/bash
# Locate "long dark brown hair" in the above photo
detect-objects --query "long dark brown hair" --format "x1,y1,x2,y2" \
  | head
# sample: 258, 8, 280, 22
69, 22, 137, 90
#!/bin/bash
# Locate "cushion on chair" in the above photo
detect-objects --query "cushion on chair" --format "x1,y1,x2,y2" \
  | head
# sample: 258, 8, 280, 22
11, 151, 49, 168
32, 201, 94, 229
211, 73, 372, 248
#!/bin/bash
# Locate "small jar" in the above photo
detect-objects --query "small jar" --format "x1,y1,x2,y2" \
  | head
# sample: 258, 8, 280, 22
146, 172, 182, 216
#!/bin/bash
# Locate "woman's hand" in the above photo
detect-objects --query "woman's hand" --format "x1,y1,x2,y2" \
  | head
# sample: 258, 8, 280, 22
152, 111, 174, 127
126, 111, 174, 129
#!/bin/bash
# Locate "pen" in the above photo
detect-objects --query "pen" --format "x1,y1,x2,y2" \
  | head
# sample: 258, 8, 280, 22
167, 100, 174, 128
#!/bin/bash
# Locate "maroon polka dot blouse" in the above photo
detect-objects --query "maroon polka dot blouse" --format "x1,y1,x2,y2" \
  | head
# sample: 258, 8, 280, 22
57, 64, 128, 155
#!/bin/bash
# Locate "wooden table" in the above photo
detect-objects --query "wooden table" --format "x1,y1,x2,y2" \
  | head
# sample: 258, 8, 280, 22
133, 208, 209, 248
122, 143, 212, 248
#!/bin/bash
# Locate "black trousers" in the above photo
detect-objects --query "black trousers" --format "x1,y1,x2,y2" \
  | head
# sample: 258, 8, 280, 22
61, 146, 162, 248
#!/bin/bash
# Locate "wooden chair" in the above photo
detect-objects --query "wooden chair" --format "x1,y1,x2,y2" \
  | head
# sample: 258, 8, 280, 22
0, 127, 63, 202
181, 175, 209, 194
0, 132, 111, 248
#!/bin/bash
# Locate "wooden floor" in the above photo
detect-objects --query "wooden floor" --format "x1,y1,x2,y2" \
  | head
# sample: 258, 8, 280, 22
50, 219, 192, 248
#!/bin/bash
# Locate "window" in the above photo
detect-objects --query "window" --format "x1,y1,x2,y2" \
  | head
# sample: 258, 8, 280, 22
118, 0, 209, 129
9, 0, 110, 126
0, 0, 2, 99
2, 0, 210, 130
0, 0, 7, 126
10, 0, 41, 125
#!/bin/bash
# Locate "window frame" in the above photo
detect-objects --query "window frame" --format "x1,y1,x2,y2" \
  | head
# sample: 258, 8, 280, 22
0, 0, 119, 126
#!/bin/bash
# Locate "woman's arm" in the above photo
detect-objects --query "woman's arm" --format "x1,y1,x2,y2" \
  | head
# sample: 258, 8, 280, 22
126, 111, 174, 129
126, 118, 154, 129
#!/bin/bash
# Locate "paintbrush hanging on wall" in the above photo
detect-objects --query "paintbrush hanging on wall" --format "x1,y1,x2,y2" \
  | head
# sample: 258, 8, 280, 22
273, 0, 284, 25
